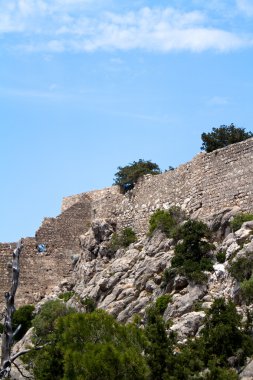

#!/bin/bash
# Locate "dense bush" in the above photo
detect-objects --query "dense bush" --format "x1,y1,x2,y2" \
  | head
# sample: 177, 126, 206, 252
168, 298, 253, 378
148, 206, 186, 237
58, 291, 75, 302
23, 296, 253, 379
81, 297, 96, 313
155, 294, 172, 314
31, 309, 149, 380
229, 253, 253, 282
12, 304, 35, 341
32, 299, 74, 340
109, 227, 137, 252
0, 322, 3, 334
240, 278, 253, 305
160, 268, 178, 289
171, 220, 214, 283
113, 159, 161, 192
216, 250, 226, 263
200, 298, 253, 365
230, 212, 253, 231
144, 304, 174, 380
201, 124, 253, 153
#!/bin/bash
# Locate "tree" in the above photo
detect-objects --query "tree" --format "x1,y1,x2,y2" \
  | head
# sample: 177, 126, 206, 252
171, 220, 214, 283
31, 309, 149, 380
113, 159, 161, 192
144, 305, 174, 380
201, 124, 253, 153
0, 240, 44, 379
200, 298, 253, 366
12, 304, 35, 341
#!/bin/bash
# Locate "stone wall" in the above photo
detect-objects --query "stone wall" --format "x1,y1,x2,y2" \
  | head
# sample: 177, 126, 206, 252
36, 194, 92, 252
62, 186, 120, 212
0, 238, 76, 312
0, 138, 253, 311
0, 243, 15, 312
65, 137, 253, 235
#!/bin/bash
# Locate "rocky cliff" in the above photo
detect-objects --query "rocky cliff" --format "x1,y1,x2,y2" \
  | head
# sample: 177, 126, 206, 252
67, 210, 252, 341
0, 138, 253, 315
1, 139, 253, 379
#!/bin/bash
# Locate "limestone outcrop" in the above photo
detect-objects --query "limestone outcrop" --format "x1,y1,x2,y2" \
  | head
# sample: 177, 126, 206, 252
0, 138, 253, 312
67, 213, 253, 343
0, 139, 253, 378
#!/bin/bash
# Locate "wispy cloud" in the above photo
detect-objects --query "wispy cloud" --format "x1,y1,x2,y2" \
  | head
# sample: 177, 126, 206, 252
0, 1, 252, 53
0, 86, 64, 100
208, 96, 230, 106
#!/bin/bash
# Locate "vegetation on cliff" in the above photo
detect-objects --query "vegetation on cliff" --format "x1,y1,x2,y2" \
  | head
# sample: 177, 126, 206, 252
148, 207, 185, 238
171, 219, 214, 283
113, 159, 161, 192
109, 227, 137, 252
201, 123, 253, 153
24, 296, 253, 380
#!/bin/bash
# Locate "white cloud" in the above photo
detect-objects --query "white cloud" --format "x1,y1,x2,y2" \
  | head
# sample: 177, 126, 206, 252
208, 96, 229, 106
0, 2, 252, 53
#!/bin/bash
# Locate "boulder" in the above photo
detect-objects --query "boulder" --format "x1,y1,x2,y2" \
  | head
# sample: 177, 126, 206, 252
239, 359, 253, 379
170, 311, 205, 341
207, 206, 241, 239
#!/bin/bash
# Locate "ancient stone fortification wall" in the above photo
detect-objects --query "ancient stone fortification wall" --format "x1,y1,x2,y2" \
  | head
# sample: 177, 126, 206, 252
62, 187, 120, 212
36, 195, 92, 252
0, 238, 75, 312
0, 198, 92, 312
112, 137, 253, 234
0, 138, 252, 311
63, 138, 253, 235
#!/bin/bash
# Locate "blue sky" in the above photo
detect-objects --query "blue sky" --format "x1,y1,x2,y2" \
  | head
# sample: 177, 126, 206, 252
1, 0, 253, 242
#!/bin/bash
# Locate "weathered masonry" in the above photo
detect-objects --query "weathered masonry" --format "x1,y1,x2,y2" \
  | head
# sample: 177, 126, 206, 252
0, 138, 253, 311
63, 137, 253, 235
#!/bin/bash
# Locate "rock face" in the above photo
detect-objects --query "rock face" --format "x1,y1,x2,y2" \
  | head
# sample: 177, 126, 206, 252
74, 222, 173, 322
239, 359, 253, 380
70, 215, 253, 344
0, 139, 252, 377
0, 138, 253, 312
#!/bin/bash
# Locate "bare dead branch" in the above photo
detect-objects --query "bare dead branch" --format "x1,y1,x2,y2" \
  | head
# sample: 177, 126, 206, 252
10, 345, 44, 363
0, 239, 23, 378
12, 361, 33, 380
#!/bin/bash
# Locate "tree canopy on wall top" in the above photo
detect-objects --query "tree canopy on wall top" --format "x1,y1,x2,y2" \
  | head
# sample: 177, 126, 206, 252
201, 123, 253, 153
113, 159, 161, 192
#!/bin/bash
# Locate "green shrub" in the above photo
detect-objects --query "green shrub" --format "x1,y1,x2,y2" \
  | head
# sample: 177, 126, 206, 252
144, 305, 174, 380
241, 278, 253, 305
155, 295, 172, 314
229, 253, 253, 282
230, 213, 253, 231
216, 250, 226, 263
171, 220, 214, 283
113, 159, 161, 192
148, 206, 186, 237
81, 297, 96, 313
200, 298, 253, 365
32, 299, 74, 339
32, 309, 149, 380
58, 291, 75, 302
12, 304, 35, 341
109, 227, 137, 252
160, 268, 177, 289
192, 300, 203, 312
201, 124, 253, 153
0, 322, 4, 334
